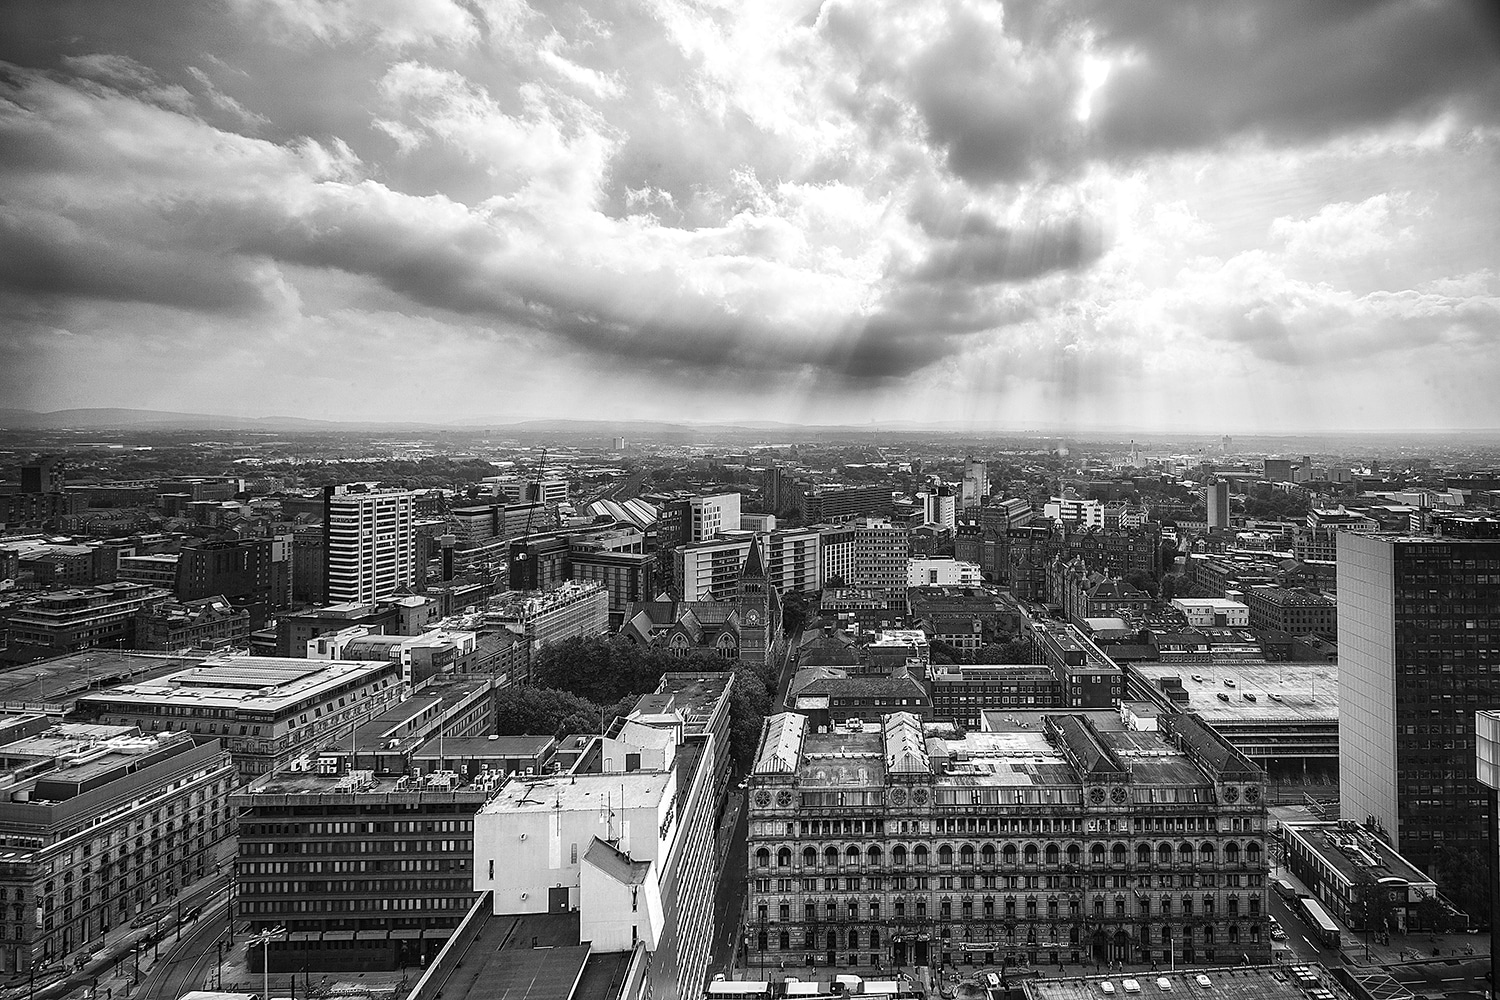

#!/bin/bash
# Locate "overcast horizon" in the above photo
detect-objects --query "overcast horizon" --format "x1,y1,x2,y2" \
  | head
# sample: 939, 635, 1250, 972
2, 1, 1499, 432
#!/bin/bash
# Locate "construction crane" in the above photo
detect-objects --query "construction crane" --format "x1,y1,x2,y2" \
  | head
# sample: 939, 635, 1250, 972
512, 447, 546, 588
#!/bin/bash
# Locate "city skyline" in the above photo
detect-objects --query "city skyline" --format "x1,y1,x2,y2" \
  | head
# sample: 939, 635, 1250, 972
2, 2, 1499, 431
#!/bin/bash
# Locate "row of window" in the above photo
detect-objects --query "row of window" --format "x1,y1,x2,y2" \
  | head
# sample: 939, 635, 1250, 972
755, 841, 1264, 868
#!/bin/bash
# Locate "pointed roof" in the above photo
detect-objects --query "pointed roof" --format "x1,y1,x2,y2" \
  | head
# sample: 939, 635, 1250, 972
741, 535, 765, 580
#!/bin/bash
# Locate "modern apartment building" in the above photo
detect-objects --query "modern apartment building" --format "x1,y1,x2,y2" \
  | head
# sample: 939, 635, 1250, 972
676, 535, 754, 603
1337, 532, 1500, 878
0, 724, 235, 974
961, 459, 988, 510
1204, 482, 1231, 531
235, 767, 492, 972
323, 485, 416, 604
803, 486, 893, 524
0, 582, 171, 664
74, 655, 406, 778
851, 519, 910, 610
747, 710, 1271, 971
760, 525, 823, 595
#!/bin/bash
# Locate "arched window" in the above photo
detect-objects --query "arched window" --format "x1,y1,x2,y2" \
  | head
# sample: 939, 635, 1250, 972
1136, 844, 1151, 864
1111, 843, 1127, 865
824, 847, 839, 867
1227, 925, 1239, 944
1178, 842, 1194, 863
981, 843, 996, 865
803, 847, 817, 867
939, 845, 954, 866
1200, 842, 1216, 862
1067, 844, 1081, 865
1045, 844, 1059, 866
1224, 842, 1240, 864
847, 845, 861, 865
669, 633, 690, 658
868, 846, 882, 866
1090, 843, 1106, 865
1004, 843, 1019, 865
778, 848, 791, 867
914, 845, 930, 866
869, 900, 880, 920
779, 930, 790, 950
1158, 843, 1173, 864
1181, 895, 1193, 915
849, 929, 859, 948
893, 845, 908, 867
870, 928, 880, 947
1204, 925, 1215, 944
1024, 844, 1039, 866
960, 844, 975, 866
756, 848, 770, 869
1246, 841, 1263, 863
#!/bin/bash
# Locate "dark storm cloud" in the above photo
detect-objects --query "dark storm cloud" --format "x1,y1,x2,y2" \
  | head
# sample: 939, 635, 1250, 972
0, 206, 269, 312
910, 215, 1104, 287
1088, 1, 1500, 158
876, 0, 1500, 186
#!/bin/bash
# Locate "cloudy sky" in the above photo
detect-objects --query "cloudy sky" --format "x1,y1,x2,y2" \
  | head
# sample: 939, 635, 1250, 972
2, 1, 1498, 430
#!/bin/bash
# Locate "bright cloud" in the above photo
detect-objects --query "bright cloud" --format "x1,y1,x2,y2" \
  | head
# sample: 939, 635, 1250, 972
0, 0, 1498, 430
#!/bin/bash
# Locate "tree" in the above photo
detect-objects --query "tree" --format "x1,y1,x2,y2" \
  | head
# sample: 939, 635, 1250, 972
781, 591, 810, 637
1351, 874, 1398, 935
531, 636, 722, 705
728, 665, 775, 774
1123, 571, 1159, 599
825, 573, 846, 589
493, 686, 604, 738
974, 640, 1033, 664
1432, 847, 1492, 928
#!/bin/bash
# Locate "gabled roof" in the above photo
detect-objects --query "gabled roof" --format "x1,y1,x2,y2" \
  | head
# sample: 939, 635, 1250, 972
883, 712, 930, 774
754, 712, 807, 774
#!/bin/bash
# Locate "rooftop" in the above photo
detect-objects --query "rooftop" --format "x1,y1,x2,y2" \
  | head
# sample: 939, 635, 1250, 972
1282, 821, 1433, 888
0, 649, 207, 708
421, 910, 598, 1000
1024, 964, 1353, 1000
78, 655, 398, 713
1133, 661, 1339, 723
412, 734, 556, 759
480, 770, 671, 814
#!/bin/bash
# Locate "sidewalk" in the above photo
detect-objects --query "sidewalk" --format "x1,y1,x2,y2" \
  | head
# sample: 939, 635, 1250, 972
1340, 927, 1488, 967
7, 838, 237, 1000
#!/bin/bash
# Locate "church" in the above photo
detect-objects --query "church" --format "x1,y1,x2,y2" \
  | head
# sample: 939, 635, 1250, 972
620, 536, 782, 668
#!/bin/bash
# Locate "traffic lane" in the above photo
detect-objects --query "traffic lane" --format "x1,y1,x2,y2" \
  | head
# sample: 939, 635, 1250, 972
775, 627, 802, 710
1265, 892, 1335, 963
709, 787, 750, 976
138, 906, 229, 1000
1387, 957, 1491, 999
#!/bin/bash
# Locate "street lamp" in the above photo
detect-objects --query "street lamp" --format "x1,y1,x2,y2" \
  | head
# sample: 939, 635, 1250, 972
250, 927, 287, 1000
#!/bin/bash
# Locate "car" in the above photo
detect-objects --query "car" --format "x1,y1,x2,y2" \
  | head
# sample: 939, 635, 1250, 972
986, 973, 1000, 989
1123, 979, 1141, 994
1099, 984, 1116, 995
1155, 978, 1171, 991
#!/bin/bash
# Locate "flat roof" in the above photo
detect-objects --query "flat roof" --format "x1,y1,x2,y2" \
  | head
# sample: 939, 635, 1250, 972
1133, 661, 1339, 723
80, 656, 397, 713
480, 771, 671, 814
1282, 821, 1433, 888
0, 650, 207, 707
413, 735, 556, 759
426, 911, 596, 1000
1024, 964, 1353, 1000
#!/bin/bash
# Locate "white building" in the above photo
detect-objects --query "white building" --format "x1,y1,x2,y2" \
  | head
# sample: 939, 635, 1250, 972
686, 493, 742, 544
919, 490, 957, 530
1044, 496, 1104, 528
676, 534, 754, 602
323, 485, 416, 604
759, 525, 822, 595
1170, 597, 1250, 628
906, 556, 982, 587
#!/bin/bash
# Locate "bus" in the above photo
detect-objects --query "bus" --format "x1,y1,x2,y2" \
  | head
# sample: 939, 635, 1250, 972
1296, 896, 1341, 949
1271, 877, 1298, 901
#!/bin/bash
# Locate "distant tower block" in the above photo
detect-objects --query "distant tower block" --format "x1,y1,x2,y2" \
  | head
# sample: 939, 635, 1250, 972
1221, 435, 1233, 454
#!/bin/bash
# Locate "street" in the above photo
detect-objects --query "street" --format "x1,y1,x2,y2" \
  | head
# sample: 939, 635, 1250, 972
136, 903, 229, 1000
709, 625, 802, 982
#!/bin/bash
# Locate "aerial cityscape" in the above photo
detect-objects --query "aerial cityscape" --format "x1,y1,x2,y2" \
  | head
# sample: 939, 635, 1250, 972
2, 3, 1500, 1000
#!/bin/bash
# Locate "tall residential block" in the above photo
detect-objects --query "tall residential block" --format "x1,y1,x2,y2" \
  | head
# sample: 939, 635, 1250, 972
1204, 481, 1231, 530
1337, 532, 1500, 880
323, 485, 416, 604
961, 458, 987, 510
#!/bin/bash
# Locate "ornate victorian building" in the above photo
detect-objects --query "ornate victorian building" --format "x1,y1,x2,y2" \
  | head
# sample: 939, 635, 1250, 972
746, 710, 1270, 972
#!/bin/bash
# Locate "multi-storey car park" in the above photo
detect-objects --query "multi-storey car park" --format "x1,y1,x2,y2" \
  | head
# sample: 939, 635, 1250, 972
747, 709, 1271, 973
